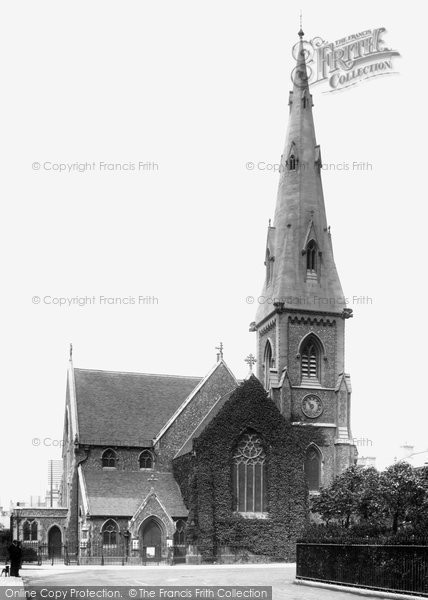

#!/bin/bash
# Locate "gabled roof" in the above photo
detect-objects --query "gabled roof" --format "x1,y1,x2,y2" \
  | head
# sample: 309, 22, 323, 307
174, 389, 234, 458
153, 360, 238, 445
74, 368, 202, 445
82, 470, 187, 517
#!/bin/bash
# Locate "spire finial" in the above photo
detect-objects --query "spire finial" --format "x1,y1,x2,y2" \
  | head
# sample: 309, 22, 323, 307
298, 10, 304, 39
69, 343, 73, 360
215, 342, 224, 362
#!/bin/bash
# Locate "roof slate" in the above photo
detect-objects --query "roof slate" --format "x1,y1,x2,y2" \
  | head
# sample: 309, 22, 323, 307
83, 470, 188, 517
74, 369, 202, 445
175, 390, 233, 458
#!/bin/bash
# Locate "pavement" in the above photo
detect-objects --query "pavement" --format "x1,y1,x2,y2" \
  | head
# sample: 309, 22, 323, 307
17, 563, 390, 600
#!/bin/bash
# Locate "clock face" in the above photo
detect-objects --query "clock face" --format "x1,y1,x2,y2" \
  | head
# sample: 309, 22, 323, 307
301, 394, 323, 418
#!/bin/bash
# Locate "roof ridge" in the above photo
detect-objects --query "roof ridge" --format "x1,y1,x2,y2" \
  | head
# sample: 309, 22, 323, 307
74, 367, 202, 379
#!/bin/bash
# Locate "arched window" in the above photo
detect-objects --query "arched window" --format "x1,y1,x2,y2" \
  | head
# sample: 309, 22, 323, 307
23, 520, 37, 541
304, 446, 321, 491
264, 341, 274, 390
174, 519, 186, 546
102, 520, 119, 546
232, 430, 267, 513
139, 450, 154, 469
102, 449, 117, 468
306, 240, 317, 273
300, 335, 322, 382
288, 154, 297, 170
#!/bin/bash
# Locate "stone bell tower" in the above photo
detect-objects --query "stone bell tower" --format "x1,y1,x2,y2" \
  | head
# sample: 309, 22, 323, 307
250, 29, 357, 485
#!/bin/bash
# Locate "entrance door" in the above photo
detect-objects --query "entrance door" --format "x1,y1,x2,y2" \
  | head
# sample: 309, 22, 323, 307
141, 519, 162, 563
48, 526, 62, 560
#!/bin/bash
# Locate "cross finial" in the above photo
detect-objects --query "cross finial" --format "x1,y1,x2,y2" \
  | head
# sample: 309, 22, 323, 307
69, 343, 73, 360
245, 354, 257, 372
298, 11, 304, 39
216, 342, 224, 361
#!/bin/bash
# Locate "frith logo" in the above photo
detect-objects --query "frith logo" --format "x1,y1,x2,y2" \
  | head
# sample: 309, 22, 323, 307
292, 28, 400, 92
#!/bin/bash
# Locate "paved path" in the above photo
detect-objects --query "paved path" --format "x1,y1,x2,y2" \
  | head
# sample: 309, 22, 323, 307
21, 564, 383, 600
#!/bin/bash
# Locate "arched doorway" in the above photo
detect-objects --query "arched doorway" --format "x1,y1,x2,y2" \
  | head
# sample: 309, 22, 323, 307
48, 526, 62, 559
139, 519, 162, 563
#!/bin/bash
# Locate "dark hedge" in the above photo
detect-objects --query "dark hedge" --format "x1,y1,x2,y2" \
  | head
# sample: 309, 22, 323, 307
173, 375, 325, 561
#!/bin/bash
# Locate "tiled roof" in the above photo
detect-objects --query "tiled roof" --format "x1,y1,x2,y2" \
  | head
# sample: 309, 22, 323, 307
83, 470, 188, 517
74, 369, 202, 445
174, 390, 234, 458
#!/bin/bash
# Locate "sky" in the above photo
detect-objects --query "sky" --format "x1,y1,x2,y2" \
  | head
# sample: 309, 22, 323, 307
0, 0, 425, 508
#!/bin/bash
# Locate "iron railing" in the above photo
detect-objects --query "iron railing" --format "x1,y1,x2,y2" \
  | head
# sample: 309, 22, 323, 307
296, 543, 428, 597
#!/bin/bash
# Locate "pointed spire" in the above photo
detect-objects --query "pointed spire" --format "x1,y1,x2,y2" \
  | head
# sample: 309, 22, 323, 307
298, 10, 304, 39
255, 30, 345, 325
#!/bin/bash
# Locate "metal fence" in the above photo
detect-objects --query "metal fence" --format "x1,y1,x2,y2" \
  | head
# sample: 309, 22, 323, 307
0, 542, 67, 566
296, 543, 428, 597
78, 543, 187, 566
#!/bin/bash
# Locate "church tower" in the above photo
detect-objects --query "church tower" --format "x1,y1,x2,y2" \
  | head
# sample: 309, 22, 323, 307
251, 29, 357, 486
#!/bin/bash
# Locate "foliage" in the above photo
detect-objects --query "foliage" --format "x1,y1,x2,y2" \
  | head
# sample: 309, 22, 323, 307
379, 462, 427, 533
311, 465, 383, 528
173, 376, 325, 561
307, 461, 428, 539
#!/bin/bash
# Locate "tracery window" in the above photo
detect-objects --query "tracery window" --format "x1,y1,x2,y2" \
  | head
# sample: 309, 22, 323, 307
232, 431, 267, 513
306, 240, 317, 273
102, 449, 117, 468
139, 450, 154, 469
288, 154, 297, 170
23, 520, 38, 541
102, 520, 118, 546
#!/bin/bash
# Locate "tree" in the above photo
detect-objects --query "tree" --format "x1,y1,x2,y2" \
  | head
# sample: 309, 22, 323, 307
311, 465, 381, 528
379, 462, 426, 533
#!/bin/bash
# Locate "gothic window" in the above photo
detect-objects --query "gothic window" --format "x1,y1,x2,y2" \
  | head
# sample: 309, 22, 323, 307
288, 154, 297, 170
102, 449, 117, 468
174, 519, 186, 546
301, 335, 322, 382
102, 520, 118, 546
232, 431, 267, 513
304, 446, 321, 491
306, 240, 317, 273
23, 520, 38, 541
139, 450, 154, 469
263, 341, 274, 390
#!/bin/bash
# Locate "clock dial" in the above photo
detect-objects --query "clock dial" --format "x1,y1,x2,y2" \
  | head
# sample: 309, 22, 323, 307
301, 394, 323, 418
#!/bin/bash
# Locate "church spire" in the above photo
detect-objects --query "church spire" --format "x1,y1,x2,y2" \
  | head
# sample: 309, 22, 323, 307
255, 29, 346, 326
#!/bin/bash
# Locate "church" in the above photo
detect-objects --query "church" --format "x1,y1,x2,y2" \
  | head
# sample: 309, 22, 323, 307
13, 29, 357, 564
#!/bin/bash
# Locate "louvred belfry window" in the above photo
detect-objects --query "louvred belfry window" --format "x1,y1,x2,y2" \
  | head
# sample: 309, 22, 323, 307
232, 431, 267, 513
301, 336, 321, 382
